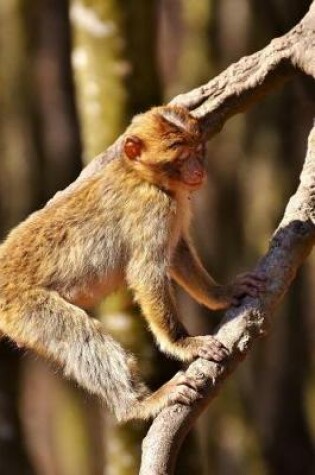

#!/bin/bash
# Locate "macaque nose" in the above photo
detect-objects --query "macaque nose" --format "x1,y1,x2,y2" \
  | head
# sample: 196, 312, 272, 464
187, 159, 205, 185
192, 169, 203, 181
194, 169, 203, 178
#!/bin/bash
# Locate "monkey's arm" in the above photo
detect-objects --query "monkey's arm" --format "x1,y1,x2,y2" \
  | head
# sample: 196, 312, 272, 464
171, 238, 265, 309
126, 256, 228, 362
170, 238, 225, 309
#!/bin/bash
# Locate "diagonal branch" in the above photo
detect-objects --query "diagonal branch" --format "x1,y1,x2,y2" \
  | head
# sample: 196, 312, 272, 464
139, 2, 315, 472
139, 123, 315, 475
172, 2, 315, 135
48, 1, 315, 208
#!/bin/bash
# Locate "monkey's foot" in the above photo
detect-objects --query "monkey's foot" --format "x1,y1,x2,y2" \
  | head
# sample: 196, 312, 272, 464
128, 371, 205, 420
163, 370, 205, 406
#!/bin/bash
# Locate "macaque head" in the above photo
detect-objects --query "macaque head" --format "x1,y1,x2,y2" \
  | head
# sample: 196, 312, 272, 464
123, 106, 207, 192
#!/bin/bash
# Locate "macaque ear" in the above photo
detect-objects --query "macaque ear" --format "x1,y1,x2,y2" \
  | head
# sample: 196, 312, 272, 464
124, 136, 144, 160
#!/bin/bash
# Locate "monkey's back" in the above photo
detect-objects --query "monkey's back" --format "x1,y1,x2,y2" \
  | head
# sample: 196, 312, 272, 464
0, 172, 122, 292
0, 158, 185, 307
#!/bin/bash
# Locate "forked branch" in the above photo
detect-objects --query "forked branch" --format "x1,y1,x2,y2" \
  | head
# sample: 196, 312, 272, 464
49, 0, 315, 208
139, 2, 315, 473
139, 123, 315, 475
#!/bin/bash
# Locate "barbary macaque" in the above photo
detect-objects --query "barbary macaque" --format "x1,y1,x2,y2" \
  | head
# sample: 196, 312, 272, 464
0, 105, 265, 421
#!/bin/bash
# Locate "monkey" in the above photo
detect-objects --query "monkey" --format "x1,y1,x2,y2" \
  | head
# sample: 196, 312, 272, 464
0, 105, 265, 422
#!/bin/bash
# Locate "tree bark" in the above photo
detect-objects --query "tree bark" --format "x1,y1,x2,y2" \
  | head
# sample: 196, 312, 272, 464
0, 1, 84, 474
139, 119, 315, 475
139, 3, 315, 473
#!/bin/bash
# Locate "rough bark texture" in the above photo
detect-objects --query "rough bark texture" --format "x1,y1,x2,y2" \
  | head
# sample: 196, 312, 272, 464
48, 1, 315, 207
139, 122, 315, 475
45, 2, 315, 473
139, 3, 315, 473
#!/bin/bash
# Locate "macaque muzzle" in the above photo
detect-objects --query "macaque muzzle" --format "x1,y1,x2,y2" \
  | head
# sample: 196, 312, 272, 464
181, 156, 205, 187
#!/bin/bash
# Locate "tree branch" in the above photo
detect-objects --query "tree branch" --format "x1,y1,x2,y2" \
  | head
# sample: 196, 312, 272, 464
139, 122, 315, 475
171, 1, 315, 135
48, 1, 315, 208
138, 2, 315, 473
45, 1, 315, 473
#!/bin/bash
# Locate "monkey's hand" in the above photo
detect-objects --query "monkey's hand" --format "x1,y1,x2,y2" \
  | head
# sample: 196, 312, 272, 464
177, 335, 230, 362
159, 370, 205, 406
140, 370, 206, 419
215, 271, 267, 309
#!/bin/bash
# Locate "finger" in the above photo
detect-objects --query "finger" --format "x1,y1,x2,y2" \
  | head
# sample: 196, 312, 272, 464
208, 345, 229, 358
215, 345, 230, 356
178, 386, 198, 400
176, 393, 201, 405
237, 277, 266, 288
240, 287, 260, 298
174, 387, 201, 405
173, 394, 191, 405
246, 279, 266, 290
234, 283, 260, 295
211, 341, 228, 352
175, 375, 199, 391
198, 349, 226, 362
207, 337, 228, 351
238, 272, 268, 283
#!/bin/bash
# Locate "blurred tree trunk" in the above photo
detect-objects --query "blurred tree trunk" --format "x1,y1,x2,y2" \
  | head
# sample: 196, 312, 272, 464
0, 0, 89, 474
70, 2, 140, 474
0, 3, 36, 475
70, 2, 128, 472
0, 1, 39, 473
0, 342, 34, 475
26, 0, 82, 200
19, 2, 106, 475
71, 1, 200, 473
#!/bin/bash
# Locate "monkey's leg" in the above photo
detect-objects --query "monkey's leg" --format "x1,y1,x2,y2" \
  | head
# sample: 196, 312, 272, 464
0, 288, 201, 421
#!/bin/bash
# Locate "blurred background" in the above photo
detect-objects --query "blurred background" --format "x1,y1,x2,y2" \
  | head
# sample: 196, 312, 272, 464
0, 0, 314, 474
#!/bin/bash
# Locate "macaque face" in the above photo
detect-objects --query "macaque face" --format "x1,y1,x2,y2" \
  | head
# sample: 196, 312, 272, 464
124, 136, 207, 191
165, 142, 206, 190
123, 106, 207, 192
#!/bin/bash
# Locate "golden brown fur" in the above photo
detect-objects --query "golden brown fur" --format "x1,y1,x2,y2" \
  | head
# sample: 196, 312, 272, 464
0, 105, 264, 421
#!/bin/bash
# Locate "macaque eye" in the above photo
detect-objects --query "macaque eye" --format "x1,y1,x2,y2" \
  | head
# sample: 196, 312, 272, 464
124, 136, 143, 160
179, 149, 190, 161
168, 140, 185, 150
